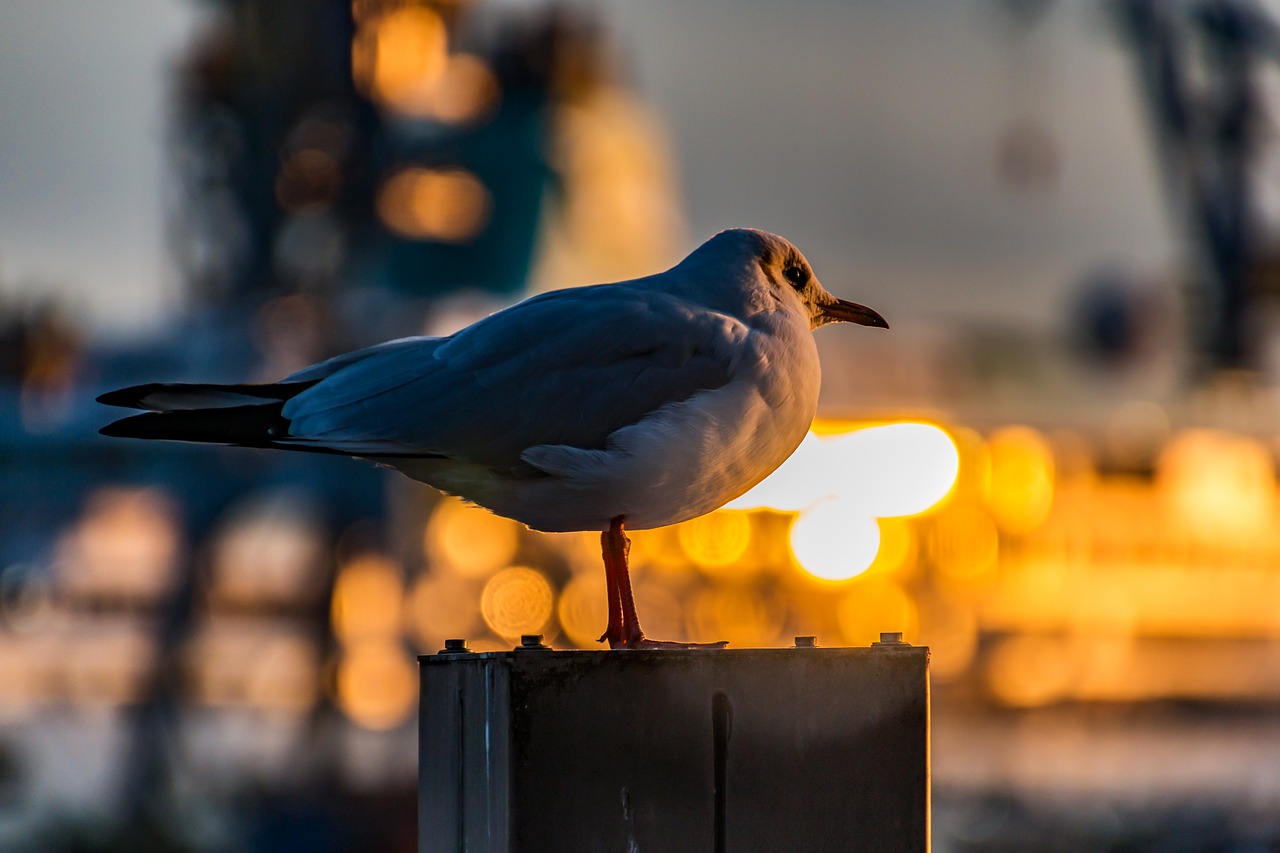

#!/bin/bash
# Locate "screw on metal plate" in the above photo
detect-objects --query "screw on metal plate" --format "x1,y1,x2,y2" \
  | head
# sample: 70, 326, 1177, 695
438, 638, 475, 655
794, 636, 819, 648
517, 634, 551, 651
872, 632, 904, 647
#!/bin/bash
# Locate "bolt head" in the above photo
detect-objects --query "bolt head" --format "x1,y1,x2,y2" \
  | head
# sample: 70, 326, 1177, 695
872, 632, 905, 648
438, 638, 473, 654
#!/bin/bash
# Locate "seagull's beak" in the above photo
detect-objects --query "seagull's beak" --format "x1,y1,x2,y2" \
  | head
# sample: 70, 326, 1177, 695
819, 297, 889, 329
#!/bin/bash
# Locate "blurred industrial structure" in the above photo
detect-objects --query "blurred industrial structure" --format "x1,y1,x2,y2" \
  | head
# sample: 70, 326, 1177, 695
5, 0, 1280, 850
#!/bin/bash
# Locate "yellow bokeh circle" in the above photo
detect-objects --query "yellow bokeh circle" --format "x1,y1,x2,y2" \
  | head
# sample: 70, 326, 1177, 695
676, 510, 752, 574
424, 498, 519, 578
334, 639, 417, 731
480, 566, 554, 640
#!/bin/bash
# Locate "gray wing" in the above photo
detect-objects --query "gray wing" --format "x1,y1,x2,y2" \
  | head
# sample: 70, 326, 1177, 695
278, 282, 749, 471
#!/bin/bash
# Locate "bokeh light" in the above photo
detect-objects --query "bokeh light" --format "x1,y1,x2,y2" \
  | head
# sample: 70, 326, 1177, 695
927, 504, 1000, 588
687, 585, 787, 648
404, 572, 481, 651
377, 166, 492, 243
835, 579, 917, 647
480, 566, 554, 641
676, 510, 752, 575
54, 487, 180, 603
429, 54, 501, 125
627, 527, 693, 577
984, 426, 1055, 534
0, 636, 52, 717
242, 636, 320, 714
209, 499, 327, 608
335, 639, 417, 731
631, 578, 685, 643
186, 621, 320, 713
551, 530, 612, 577
331, 554, 403, 643
825, 423, 960, 517
62, 620, 158, 708
1157, 429, 1274, 540
424, 498, 519, 578
351, 6, 448, 115
789, 501, 880, 582
730, 423, 959, 518
556, 573, 608, 648
984, 635, 1075, 708
864, 517, 916, 579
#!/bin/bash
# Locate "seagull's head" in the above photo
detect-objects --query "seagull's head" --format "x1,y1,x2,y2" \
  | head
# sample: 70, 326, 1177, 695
692, 229, 889, 332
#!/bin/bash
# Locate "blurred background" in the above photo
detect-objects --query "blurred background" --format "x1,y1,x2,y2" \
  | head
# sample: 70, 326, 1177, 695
4, 0, 1280, 849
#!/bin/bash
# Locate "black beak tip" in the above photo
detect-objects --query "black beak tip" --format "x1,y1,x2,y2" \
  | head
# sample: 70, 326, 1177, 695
827, 299, 889, 329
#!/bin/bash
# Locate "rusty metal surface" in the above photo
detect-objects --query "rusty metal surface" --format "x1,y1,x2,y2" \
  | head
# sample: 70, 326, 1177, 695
419, 644, 930, 853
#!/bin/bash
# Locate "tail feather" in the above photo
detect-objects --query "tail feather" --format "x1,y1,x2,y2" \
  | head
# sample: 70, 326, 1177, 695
98, 380, 317, 449
99, 403, 290, 447
97, 379, 428, 459
97, 381, 317, 412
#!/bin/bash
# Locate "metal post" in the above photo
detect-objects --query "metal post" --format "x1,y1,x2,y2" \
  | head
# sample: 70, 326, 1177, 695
420, 635, 930, 853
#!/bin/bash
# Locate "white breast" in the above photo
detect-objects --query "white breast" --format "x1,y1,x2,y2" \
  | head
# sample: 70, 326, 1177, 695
473, 316, 822, 532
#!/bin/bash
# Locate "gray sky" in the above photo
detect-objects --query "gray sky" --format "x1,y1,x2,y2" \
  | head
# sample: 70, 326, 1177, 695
602, 0, 1179, 331
0, 0, 1180, 336
0, 1, 199, 335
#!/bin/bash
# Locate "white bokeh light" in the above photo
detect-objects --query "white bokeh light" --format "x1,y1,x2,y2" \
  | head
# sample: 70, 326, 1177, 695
729, 423, 959, 518
789, 500, 881, 582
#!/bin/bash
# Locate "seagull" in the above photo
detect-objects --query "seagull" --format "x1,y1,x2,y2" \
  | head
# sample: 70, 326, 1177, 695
98, 229, 887, 649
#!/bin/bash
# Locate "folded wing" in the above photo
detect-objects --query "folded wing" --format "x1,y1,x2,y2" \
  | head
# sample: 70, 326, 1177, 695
280, 282, 748, 471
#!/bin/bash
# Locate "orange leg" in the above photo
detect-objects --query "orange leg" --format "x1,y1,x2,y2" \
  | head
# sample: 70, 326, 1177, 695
598, 522, 624, 645
600, 516, 728, 650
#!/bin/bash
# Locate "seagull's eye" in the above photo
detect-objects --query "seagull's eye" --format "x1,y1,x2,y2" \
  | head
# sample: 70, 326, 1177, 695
782, 265, 807, 288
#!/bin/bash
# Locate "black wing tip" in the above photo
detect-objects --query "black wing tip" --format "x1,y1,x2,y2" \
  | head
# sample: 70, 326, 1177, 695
97, 380, 319, 409
97, 384, 157, 409
97, 410, 259, 446
97, 402, 289, 448
99, 412, 161, 439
